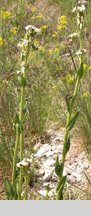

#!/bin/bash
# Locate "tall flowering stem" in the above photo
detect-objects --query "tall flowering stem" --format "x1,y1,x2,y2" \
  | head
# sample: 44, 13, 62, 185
55, 2, 87, 200
11, 25, 41, 199
12, 29, 31, 192
18, 35, 31, 200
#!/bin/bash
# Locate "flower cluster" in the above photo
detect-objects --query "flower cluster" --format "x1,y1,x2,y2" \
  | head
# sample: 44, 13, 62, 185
72, 5, 86, 13
10, 27, 17, 34
69, 32, 79, 42
18, 25, 40, 52
31, 6, 37, 13
0, 37, 5, 46
72, 4, 86, 29
40, 25, 48, 31
48, 47, 60, 55
62, 74, 73, 85
58, 15, 68, 31
76, 48, 86, 56
82, 91, 89, 98
16, 158, 32, 168
1, 11, 12, 19
25, 25, 41, 36
88, 66, 91, 71
52, 31, 58, 38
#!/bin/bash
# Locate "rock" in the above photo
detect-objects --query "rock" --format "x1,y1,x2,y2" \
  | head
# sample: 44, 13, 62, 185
73, 172, 78, 178
43, 182, 50, 187
46, 129, 57, 139
76, 167, 82, 174
66, 168, 72, 175
42, 159, 55, 168
82, 162, 89, 169
76, 175, 82, 182
34, 142, 42, 151
42, 168, 54, 182
51, 144, 63, 152
63, 167, 67, 176
35, 144, 51, 158
51, 136, 64, 144
38, 187, 56, 198
53, 149, 62, 155
36, 169, 45, 177
27, 128, 91, 199
38, 189, 47, 197
46, 151, 54, 157
67, 175, 76, 183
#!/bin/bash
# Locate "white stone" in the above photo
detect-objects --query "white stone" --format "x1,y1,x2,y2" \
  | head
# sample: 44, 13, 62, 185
38, 189, 46, 197
43, 168, 54, 181
46, 151, 54, 157
43, 159, 55, 167
35, 144, 51, 158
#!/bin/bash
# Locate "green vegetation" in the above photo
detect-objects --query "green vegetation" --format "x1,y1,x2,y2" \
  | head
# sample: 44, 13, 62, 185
0, 0, 91, 200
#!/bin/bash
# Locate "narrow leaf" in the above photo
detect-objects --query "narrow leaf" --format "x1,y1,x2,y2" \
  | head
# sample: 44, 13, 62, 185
67, 111, 79, 131
56, 175, 67, 192
4, 177, 13, 199
77, 62, 83, 79
20, 76, 26, 87
64, 135, 70, 155
55, 156, 63, 178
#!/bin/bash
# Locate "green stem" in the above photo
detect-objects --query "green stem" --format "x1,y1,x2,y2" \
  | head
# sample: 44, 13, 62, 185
12, 124, 20, 186
18, 40, 30, 200
18, 85, 25, 199
57, 40, 83, 199
24, 174, 28, 200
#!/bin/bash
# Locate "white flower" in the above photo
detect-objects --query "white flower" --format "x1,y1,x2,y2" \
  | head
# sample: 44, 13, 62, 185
72, 6, 77, 13
17, 42, 22, 48
69, 32, 79, 39
78, 4, 86, 12
25, 25, 41, 34
78, 1, 87, 6
26, 158, 32, 163
17, 39, 28, 50
76, 48, 86, 56
17, 70, 21, 75
16, 158, 32, 168
21, 66, 25, 74
16, 160, 28, 168
72, 4, 86, 13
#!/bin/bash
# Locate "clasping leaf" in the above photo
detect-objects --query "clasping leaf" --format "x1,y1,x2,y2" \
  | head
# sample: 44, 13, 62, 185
66, 111, 79, 131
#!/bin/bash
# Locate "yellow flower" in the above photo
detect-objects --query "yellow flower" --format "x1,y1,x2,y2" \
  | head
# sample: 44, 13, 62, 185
1, 11, 12, 19
83, 64, 87, 71
40, 25, 48, 31
10, 27, 17, 34
60, 20, 67, 25
39, 46, 46, 53
57, 25, 65, 31
48, 47, 60, 55
82, 91, 89, 98
52, 84, 58, 90
88, 66, 91, 70
31, 6, 37, 13
60, 44, 66, 49
53, 48, 60, 54
52, 31, 58, 38
0, 37, 5, 46
63, 74, 73, 85
31, 15, 43, 20
60, 15, 68, 25
60, 16, 67, 20
48, 49, 53, 55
